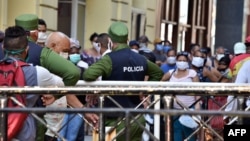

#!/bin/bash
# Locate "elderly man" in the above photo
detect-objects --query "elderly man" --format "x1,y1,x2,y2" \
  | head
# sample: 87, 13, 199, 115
83, 22, 163, 141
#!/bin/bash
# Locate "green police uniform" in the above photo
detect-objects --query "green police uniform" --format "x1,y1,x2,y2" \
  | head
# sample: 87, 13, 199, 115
15, 14, 80, 86
83, 22, 163, 141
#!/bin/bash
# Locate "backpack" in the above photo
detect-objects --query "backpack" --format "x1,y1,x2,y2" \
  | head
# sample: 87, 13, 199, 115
0, 57, 29, 140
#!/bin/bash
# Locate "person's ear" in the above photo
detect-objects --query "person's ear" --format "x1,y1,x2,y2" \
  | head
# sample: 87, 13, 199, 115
30, 30, 38, 42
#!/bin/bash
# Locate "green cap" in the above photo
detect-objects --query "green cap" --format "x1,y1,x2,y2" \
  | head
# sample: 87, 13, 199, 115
15, 14, 38, 31
108, 22, 128, 43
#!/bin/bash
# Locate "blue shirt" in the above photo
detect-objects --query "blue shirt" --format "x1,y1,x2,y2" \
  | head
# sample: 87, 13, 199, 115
160, 63, 176, 73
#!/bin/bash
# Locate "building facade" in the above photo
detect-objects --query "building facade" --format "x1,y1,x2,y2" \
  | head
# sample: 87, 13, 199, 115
0, 0, 160, 49
0, 0, 249, 52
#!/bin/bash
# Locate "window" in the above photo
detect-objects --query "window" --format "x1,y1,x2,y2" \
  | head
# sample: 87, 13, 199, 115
131, 8, 146, 40
58, 0, 86, 47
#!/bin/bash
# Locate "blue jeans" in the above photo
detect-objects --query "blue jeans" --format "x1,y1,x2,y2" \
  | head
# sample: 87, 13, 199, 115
173, 116, 196, 141
58, 113, 84, 141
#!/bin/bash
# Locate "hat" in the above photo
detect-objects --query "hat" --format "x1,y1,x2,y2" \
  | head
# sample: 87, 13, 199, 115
70, 38, 81, 49
15, 14, 38, 31
153, 38, 162, 45
129, 40, 139, 47
234, 42, 246, 55
108, 22, 128, 43
138, 35, 151, 43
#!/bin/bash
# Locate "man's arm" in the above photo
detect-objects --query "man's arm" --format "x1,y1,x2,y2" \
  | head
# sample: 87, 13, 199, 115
146, 60, 164, 81
40, 47, 80, 86
83, 55, 112, 81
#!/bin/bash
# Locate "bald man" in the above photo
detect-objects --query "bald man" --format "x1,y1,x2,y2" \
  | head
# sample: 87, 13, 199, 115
45, 31, 99, 140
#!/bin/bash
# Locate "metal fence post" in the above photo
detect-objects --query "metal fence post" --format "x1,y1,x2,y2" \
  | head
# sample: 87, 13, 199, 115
163, 96, 173, 141
99, 95, 105, 141
0, 96, 7, 141
154, 95, 161, 140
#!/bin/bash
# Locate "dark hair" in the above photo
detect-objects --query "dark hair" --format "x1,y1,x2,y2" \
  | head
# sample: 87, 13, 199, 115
189, 43, 200, 52
177, 51, 189, 60
166, 48, 176, 56
38, 19, 47, 27
89, 32, 99, 42
219, 56, 231, 67
139, 51, 156, 63
4, 26, 28, 50
97, 33, 110, 49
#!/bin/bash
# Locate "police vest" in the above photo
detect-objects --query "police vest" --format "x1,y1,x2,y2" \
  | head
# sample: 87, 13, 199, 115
103, 48, 147, 108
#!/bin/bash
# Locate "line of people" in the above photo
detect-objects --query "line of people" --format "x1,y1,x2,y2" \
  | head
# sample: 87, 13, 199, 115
1, 12, 250, 141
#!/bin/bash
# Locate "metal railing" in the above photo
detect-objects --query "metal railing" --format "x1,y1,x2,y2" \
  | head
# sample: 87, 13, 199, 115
0, 81, 250, 141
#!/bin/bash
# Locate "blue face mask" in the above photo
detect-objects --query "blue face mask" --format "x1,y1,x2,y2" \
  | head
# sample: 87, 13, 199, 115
163, 46, 171, 53
69, 54, 81, 64
156, 44, 163, 51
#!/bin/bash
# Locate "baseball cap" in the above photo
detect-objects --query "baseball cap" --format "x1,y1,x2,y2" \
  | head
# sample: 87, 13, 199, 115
70, 38, 81, 49
153, 38, 162, 45
15, 14, 38, 31
138, 35, 151, 43
108, 22, 128, 43
129, 40, 139, 47
234, 42, 246, 55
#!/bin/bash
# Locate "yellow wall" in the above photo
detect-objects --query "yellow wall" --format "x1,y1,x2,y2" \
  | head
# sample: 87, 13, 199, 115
0, 0, 158, 50
0, 0, 57, 31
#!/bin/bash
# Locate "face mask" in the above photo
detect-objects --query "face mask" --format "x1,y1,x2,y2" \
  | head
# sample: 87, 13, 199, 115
108, 39, 113, 50
93, 42, 100, 53
176, 61, 189, 70
163, 46, 171, 53
167, 56, 176, 64
37, 32, 47, 42
69, 53, 81, 64
131, 49, 139, 53
59, 52, 69, 59
156, 44, 163, 51
192, 57, 204, 67
139, 43, 146, 48
216, 54, 224, 61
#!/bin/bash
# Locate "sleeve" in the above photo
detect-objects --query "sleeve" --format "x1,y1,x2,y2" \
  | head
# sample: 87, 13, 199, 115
83, 55, 112, 81
40, 47, 80, 86
189, 69, 197, 78
146, 60, 164, 81
36, 66, 64, 87
235, 60, 249, 83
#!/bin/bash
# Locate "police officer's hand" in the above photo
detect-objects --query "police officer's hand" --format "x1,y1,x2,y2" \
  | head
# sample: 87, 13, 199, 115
84, 113, 99, 129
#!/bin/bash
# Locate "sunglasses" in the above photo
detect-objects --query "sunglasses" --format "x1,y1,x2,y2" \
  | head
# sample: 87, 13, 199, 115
177, 51, 189, 56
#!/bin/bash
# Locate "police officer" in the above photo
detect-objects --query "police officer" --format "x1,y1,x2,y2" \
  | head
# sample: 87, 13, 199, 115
83, 22, 163, 141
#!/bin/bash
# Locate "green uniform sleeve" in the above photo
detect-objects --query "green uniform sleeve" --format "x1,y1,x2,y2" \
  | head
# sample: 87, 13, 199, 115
146, 60, 164, 81
40, 47, 80, 86
83, 55, 112, 81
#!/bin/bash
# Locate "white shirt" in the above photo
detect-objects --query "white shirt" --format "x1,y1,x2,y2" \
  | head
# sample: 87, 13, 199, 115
224, 60, 250, 118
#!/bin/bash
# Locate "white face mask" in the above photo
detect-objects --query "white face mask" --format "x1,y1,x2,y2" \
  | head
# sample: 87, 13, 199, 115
59, 52, 69, 59
176, 61, 189, 70
93, 42, 100, 53
167, 56, 176, 65
216, 54, 224, 61
37, 32, 47, 42
192, 57, 204, 67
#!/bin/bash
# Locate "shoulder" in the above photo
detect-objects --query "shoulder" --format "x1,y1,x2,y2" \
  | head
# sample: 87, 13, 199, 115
35, 66, 64, 86
188, 69, 197, 77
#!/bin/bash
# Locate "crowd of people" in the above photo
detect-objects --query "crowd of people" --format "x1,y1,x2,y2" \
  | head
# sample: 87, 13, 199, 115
1, 13, 250, 141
